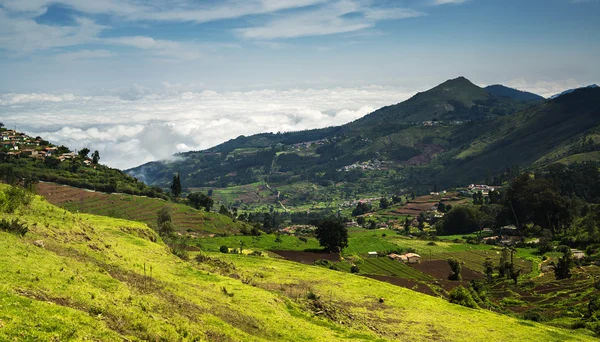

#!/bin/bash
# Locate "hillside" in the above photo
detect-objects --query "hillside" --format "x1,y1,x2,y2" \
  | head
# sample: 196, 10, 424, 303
0, 127, 166, 199
0, 183, 594, 341
126, 78, 600, 208
484, 85, 545, 101
35, 182, 247, 236
438, 87, 600, 185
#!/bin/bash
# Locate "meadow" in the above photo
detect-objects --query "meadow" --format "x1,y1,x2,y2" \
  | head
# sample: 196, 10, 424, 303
2, 184, 597, 340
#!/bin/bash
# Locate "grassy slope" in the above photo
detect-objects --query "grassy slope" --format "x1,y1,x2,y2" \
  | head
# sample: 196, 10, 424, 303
0, 185, 594, 341
37, 182, 247, 236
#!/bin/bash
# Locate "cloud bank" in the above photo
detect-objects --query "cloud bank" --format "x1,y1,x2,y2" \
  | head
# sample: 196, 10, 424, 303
0, 86, 413, 169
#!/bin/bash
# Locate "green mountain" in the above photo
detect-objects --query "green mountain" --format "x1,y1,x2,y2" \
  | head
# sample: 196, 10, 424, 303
126, 78, 600, 208
0, 184, 593, 341
484, 84, 545, 101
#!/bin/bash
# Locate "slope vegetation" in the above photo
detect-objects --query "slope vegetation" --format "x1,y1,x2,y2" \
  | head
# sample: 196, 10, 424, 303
36, 182, 246, 236
0, 184, 594, 341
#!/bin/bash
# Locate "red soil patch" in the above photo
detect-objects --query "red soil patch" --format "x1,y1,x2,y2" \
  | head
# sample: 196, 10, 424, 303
270, 250, 338, 264
37, 182, 101, 204
409, 260, 484, 281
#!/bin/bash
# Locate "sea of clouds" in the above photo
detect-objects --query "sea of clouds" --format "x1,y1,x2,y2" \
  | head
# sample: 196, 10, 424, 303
0, 86, 414, 170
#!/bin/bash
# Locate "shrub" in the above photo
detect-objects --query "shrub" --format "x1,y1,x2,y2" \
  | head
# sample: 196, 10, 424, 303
313, 259, 333, 268
250, 250, 263, 257
448, 258, 462, 281
219, 245, 229, 253
0, 218, 28, 236
556, 245, 570, 254
448, 286, 478, 309
298, 236, 308, 243
350, 265, 360, 273
523, 311, 546, 322
427, 241, 437, 246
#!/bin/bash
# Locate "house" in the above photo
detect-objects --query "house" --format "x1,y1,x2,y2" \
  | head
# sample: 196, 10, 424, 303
388, 252, 421, 264
404, 253, 421, 264
571, 249, 585, 260
367, 251, 378, 258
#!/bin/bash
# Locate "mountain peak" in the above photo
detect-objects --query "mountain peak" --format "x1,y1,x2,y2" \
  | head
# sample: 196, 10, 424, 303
550, 84, 599, 100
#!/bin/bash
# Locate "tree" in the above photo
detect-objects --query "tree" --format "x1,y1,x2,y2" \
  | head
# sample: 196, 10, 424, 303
156, 206, 174, 237
379, 197, 390, 210
187, 192, 214, 212
509, 267, 522, 286
392, 195, 402, 204
448, 258, 462, 281
404, 217, 411, 235
315, 218, 348, 253
438, 202, 446, 213
78, 148, 90, 159
368, 220, 377, 229
0, 122, 4, 129
554, 251, 574, 280
171, 173, 182, 198
219, 205, 230, 217
483, 259, 494, 282
356, 216, 366, 227
448, 286, 478, 308
538, 229, 553, 254
437, 206, 482, 235
92, 150, 100, 164
352, 202, 371, 216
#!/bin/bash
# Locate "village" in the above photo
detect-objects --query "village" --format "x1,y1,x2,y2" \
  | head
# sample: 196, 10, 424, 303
0, 128, 93, 164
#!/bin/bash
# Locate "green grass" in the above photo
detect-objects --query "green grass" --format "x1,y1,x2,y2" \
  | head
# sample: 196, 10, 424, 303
41, 183, 247, 236
1, 184, 596, 341
340, 258, 432, 280
192, 233, 321, 253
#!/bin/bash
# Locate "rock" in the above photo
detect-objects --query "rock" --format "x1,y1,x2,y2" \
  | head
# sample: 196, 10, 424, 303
33, 240, 45, 248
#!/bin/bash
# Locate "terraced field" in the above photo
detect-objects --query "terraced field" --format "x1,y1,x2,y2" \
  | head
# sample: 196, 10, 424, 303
337, 258, 432, 281
37, 182, 247, 235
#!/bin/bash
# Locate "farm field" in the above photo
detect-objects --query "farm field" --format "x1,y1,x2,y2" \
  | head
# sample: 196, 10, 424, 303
2, 184, 592, 341
337, 257, 432, 281
36, 182, 247, 236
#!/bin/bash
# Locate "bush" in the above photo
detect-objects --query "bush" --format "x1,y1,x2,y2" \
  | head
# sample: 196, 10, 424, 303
556, 245, 570, 254
427, 241, 437, 246
350, 265, 360, 273
313, 259, 333, 268
448, 286, 478, 309
448, 258, 462, 281
0, 218, 28, 236
523, 311, 546, 322
219, 245, 229, 253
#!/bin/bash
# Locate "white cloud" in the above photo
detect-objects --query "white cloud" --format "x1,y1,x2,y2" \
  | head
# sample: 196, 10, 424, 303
0, 85, 415, 169
238, 0, 424, 39
504, 78, 585, 98
432, 0, 467, 5
54, 49, 115, 61
0, 10, 107, 53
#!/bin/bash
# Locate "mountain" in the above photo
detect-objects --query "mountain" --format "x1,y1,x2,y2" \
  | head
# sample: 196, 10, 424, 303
484, 84, 545, 101
550, 84, 599, 99
437, 87, 600, 186
349, 77, 530, 128
126, 78, 600, 208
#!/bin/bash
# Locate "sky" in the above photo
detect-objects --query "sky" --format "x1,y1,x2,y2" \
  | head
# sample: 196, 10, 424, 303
0, 0, 599, 169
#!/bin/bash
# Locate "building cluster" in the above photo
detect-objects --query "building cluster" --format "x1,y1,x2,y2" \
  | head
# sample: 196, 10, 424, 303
0, 129, 91, 164
338, 159, 387, 172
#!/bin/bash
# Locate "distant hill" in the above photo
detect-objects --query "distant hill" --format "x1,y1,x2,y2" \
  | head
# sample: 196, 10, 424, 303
126, 78, 600, 208
550, 84, 599, 99
484, 84, 545, 101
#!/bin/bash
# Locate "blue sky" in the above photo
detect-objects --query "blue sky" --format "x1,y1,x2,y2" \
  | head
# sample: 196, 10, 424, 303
1, 0, 598, 93
0, 0, 599, 169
